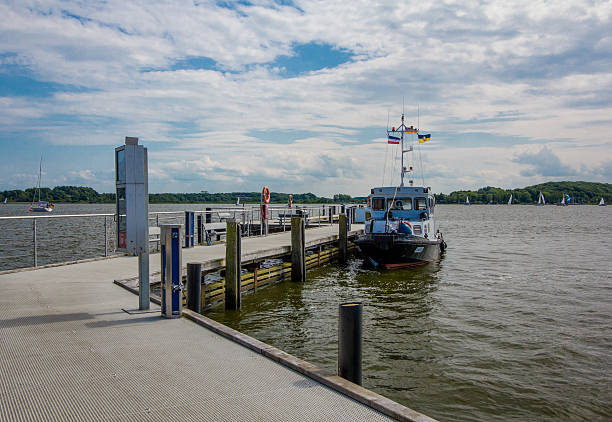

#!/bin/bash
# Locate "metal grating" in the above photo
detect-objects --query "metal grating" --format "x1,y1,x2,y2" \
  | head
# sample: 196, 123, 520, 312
1, 258, 395, 421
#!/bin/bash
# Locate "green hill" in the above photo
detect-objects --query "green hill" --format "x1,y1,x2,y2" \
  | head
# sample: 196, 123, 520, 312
436, 181, 612, 205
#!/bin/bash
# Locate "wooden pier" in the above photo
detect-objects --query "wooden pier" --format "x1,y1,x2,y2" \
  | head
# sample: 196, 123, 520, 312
0, 222, 438, 422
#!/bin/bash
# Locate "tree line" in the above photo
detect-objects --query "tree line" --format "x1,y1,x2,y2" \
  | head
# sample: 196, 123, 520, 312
2, 181, 610, 205
435, 181, 612, 205
0, 186, 350, 204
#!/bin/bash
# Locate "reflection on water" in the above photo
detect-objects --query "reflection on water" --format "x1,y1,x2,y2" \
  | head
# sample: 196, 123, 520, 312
208, 205, 612, 422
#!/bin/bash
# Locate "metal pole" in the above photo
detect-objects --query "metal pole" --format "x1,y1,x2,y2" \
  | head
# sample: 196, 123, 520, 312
104, 216, 108, 257
138, 251, 150, 310
338, 302, 363, 385
187, 262, 202, 313
33, 218, 37, 267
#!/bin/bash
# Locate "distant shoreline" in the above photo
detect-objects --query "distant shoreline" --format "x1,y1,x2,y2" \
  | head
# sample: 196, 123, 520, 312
1, 180, 610, 205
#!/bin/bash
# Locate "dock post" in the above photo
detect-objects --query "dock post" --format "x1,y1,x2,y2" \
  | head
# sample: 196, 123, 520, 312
339, 213, 348, 263
185, 211, 195, 248
225, 219, 241, 310
197, 214, 203, 244
338, 302, 363, 385
160, 224, 182, 318
187, 262, 202, 313
328, 206, 333, 224
291, 217, 306, 282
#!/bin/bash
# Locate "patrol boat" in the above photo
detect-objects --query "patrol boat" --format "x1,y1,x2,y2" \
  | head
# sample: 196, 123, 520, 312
355, 113, 446, 269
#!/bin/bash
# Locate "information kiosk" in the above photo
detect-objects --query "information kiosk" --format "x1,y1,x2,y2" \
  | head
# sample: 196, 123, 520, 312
115, 136, 150, 310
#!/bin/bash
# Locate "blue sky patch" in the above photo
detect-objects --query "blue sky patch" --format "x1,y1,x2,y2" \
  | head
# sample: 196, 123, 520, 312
0, 70, 91, 98
270, 42, 354, 77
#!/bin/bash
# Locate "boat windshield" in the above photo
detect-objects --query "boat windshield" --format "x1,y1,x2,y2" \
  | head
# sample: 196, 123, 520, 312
391, 198, 413, 210
415, 197, 427, 210
371, 197, 386, 210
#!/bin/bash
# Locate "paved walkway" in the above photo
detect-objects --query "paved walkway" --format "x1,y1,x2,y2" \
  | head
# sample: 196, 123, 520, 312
0, 225, 407, 421
1, 226, 439, 421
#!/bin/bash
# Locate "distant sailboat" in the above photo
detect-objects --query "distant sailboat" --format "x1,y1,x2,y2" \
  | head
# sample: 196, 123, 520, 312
556, 193, 569, 206
508, 194, 513, 205
2, 198, 6, 204
536, 191, 545, 206
465, 196, 470, 205
29, 156, 54, 213
599, 197, 606, 206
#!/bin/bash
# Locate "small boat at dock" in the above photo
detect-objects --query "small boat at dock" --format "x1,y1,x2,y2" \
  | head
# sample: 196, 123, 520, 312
355, 113, 446, 270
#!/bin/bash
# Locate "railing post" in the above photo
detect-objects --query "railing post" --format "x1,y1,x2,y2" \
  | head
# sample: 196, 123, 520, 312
225, 219, 241, 310
33, 218, 37, 267
291, 217, 305, 282
338, 302, 363, 385
104, 216, 108, 257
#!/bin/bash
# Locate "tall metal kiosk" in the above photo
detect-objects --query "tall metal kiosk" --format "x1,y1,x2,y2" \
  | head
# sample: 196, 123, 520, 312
115, 137, 150, 310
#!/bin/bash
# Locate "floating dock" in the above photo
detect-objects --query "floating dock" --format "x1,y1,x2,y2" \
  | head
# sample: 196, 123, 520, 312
0, 224, 438, 422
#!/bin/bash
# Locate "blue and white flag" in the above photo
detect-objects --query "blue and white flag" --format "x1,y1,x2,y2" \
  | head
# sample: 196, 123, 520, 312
388, 135, 400, 144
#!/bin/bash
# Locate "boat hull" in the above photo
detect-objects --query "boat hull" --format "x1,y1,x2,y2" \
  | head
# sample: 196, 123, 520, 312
355, 233, 442, 269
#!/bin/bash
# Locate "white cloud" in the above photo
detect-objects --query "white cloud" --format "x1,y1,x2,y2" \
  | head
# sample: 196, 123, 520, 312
1, 0, 611, 195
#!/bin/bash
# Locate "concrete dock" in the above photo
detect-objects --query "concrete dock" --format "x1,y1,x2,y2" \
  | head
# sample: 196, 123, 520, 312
0, 225, 437, 422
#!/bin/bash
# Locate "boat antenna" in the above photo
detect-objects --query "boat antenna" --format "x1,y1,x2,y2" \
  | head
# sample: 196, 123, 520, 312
382, 110, 390, 185
416, 109, 426, 187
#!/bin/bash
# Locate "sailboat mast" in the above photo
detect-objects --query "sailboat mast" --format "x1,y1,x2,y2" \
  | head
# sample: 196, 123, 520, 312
38, 156, 42, 203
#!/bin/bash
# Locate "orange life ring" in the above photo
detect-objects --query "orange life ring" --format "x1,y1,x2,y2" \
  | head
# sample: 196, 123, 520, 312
262, 186, 270, 204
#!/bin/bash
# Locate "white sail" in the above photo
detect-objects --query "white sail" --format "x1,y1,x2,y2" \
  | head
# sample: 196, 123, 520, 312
465, 196, 470, 205
537, 191, 545, 205
600, 197, 605, 206
508, 194, 512, 205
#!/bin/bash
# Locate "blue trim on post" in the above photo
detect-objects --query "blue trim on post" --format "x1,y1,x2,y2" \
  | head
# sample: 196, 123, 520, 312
161, 244, 167, 316
171, 227, 181, 317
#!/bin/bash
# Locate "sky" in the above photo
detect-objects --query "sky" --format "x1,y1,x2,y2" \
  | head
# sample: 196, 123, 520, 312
1, 0, 611, 196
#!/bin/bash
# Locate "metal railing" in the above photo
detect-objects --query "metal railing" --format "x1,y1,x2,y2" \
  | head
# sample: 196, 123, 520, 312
0, 204, 350, 271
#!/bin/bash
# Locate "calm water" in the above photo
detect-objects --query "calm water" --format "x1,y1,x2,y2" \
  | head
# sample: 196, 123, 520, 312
206, 205, 612, 422
0, 203, 258, 270
2, 204, 611, 421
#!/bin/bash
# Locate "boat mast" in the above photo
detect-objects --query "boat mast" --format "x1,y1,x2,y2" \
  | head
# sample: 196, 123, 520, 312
400, 113, 405, 187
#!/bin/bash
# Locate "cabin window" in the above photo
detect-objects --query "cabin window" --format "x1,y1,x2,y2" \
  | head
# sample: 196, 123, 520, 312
371, 197, 386, 210
392, 197, 413, 210
415, 197, 427, 210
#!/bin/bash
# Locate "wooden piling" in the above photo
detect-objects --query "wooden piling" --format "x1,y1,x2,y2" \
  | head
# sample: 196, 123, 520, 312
291, 217, 305, 282
339, 213, 348, 263
187, 262, 202, 313
225, 219, 241, 310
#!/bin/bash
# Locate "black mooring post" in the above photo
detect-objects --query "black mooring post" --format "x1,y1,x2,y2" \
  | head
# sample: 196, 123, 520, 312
187, 262, 202, 313
197, 214, 203, 244
338, 302, 363, 385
